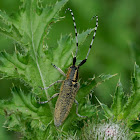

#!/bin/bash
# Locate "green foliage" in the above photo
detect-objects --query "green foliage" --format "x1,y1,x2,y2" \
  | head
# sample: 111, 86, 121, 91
0, 115, 12, 140
0, 0, 139, 139
0, 0, 118, 139
97, 63, 140, 139
0, 0, 70, 101
0, 87, 53, 139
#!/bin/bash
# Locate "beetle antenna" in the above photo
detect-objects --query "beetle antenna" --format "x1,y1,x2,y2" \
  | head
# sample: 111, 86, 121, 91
65, 8, 78, 66
78, 15, 98, 67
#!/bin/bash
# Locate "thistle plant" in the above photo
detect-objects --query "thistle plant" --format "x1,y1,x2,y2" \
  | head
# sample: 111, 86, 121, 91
0, 0, 139, 140
93, 63, 140, 140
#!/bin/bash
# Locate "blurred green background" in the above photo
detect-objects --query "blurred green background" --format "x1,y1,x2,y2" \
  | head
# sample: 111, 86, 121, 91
0, 0, 139, 139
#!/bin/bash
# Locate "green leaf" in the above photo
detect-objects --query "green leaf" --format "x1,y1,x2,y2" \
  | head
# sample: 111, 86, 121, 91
0, 0, 69, 109
111, 79, 125, 117
77, 74, 117, 102
0, 87, 54, 139
120, 63, 140, 124
0, 115, 12, 140
0, 9, 22, 44
95, 96, 113, 118
131, 120, 140, 134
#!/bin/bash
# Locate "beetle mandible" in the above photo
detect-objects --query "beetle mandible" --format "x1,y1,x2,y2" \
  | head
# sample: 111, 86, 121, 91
39, 8, 98, 127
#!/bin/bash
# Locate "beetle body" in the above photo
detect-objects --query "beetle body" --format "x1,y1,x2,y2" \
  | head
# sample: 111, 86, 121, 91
54, 66, 79, 126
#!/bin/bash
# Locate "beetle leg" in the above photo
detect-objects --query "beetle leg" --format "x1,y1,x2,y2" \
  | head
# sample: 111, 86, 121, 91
38, 93, 59, 104
51, 63, 66, 77
39, 80, 63, 90
74, 99, 86, 118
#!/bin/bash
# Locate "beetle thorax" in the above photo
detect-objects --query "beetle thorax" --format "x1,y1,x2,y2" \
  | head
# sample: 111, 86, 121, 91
66, 65, 79, 81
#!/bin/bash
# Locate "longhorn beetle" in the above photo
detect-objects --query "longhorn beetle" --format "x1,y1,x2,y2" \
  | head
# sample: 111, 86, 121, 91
39, 8, 98, 127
